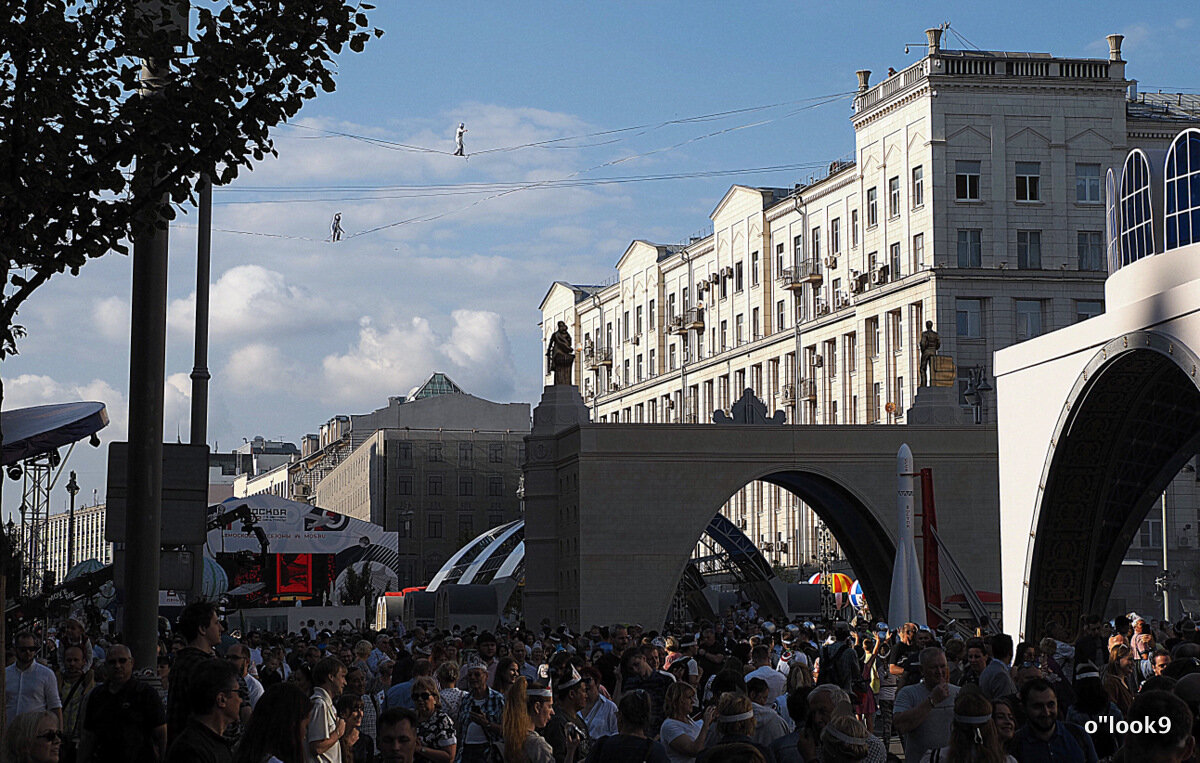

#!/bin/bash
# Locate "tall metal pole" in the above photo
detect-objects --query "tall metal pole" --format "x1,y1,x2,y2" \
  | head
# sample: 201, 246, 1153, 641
66, 471, 79, 573
1163, 491, 1171, 621
188, 175, 212, 601
124, 44, 172, 670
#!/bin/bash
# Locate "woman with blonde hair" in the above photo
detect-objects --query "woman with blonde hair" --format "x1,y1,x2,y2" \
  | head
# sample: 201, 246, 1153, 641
499, 677, 560, 763
698, 692, 773, 762
412, 675, 458, 763
660, 683, 717, 762
1102, 644, 1134, 715
820, 715, 871, 763
919, 691, 1014, 763
6, 711, 63, 763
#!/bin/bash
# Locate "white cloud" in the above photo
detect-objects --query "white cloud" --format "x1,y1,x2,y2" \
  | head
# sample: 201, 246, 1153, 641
93, 296, 131, 342
223, 343, 298, 392
168, 264, 327, 340
320, 310, 517, 406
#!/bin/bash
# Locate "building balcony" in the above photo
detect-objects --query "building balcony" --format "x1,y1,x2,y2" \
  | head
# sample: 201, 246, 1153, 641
779, 260, 822, 290
684, 307, 705, 331
669, 315, 686, 335
584, 346, 612, 369
797, 378, 817, 401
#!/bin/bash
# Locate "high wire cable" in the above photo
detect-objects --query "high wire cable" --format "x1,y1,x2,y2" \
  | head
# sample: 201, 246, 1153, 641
345, 91, 850, 241
282, 90, 855, 158
183, 91, 852, 243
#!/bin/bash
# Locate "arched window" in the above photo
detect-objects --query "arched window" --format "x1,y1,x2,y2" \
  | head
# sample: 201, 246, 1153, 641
1165, 128, 1200, 251
1106, 168, 1121, 273
1120, 151, 1154, 266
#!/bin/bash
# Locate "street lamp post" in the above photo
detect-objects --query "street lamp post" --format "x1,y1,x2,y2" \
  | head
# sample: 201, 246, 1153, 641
66, 471, 79, 573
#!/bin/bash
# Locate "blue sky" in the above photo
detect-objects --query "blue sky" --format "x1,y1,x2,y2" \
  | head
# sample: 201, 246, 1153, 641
4, 2, 1198, 521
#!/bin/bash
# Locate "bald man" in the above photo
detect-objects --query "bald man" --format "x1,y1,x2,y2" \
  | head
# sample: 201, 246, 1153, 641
79, 645, 167, 763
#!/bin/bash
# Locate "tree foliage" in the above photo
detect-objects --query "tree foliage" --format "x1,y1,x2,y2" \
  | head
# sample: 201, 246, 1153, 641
0, 0, 382, 360
339, 562, 376, 623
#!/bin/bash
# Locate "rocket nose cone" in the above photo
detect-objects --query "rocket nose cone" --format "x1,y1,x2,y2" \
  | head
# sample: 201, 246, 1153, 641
898, 443, 912, 470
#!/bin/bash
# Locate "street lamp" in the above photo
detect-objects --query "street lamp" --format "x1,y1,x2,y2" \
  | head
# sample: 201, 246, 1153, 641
66, 471, 80, 573
963, 365, 992, 424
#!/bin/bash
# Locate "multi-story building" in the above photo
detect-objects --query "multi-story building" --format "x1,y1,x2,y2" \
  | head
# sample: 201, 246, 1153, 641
540, 30, 1200, 575
44, 503, 112, 584
311, 373, 530, 588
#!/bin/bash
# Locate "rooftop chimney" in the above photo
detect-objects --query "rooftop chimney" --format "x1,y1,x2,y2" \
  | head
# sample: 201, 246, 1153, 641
856, 70, 871, 92
926, 27, 943, 55
1107, 34, 1123, 62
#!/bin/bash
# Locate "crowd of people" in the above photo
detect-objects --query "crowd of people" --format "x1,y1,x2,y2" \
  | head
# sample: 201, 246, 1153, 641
5, 604, 1200, 763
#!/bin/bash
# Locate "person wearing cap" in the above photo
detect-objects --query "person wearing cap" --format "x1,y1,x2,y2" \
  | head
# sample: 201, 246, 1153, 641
894, 647, 960, 763
459, 633, 499, 686
454, 660, 504, 763
1066, 662, 1121, 760
1010, 678, 1097, 763
917, 692, 1011, 763
541, 664, 591, 762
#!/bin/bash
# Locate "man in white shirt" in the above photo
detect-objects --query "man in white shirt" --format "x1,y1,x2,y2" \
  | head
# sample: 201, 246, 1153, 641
747, 677, 790, 746
579, 667, 617, 741
5, 631, 62, 729
307, 657, 349, 763
745, 644, 787, 702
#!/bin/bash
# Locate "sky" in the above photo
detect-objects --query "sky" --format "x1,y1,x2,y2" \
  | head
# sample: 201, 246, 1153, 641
3, 1, 1199, 521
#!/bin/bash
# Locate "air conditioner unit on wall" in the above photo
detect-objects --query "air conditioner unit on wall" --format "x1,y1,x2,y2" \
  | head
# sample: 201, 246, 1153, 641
824, 256, 837, 269
812, 355, 824, 368
631, 334, 640, 345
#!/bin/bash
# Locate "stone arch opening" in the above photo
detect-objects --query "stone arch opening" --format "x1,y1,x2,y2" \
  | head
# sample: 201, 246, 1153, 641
674, 468, 896, 622
1026, 336, 1200, 637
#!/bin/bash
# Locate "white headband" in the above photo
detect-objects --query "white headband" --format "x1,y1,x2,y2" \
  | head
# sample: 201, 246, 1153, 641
1076, 670, 1101, 680
954, 714, 993, 725
556, 667, 582, 691
823, 725, 868, 746
718, 710, 755, 722
528, 687, 552, 698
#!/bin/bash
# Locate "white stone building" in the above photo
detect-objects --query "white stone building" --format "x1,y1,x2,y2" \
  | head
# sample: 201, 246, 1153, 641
44, 503, 112, 585
540, 30, 1197, 573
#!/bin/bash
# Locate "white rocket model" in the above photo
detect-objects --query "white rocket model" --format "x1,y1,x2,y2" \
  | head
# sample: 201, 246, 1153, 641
889, 443, 927, 626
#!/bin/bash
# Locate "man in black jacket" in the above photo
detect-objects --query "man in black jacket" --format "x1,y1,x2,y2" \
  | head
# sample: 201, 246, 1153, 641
168, 602, 222, 741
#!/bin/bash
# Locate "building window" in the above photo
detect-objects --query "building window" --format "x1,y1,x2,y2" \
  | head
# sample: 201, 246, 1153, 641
752, 307, 760, 339
667, 293, 676, 320
751, 251, 760, 285
720, 320, 728, 351
890, 310, 903, 351
845, 333, 857, 373
811, 227, 821, 262
1016, 162, 1041, 202
649, 299, 655, 328
890, 242, 901, 279
870, 382, 881, 423
956, 160, 981, 201
720, 273, 728, 300
649, 349, 655, 376
956, 298, 982, 339
623, 359, 630, 385
1121, 152, 1155, 263
398, 442, 412, 463
866, 316, 880, 356
1139, 515, 1163, 549
459, 442, 472, 465
895, 376, 905, 415
1016, 299, 1043, 341
1077, 231, 1104, 271
428, 515, 443, 538
1166, 130, 1200, 250
866, 187, 878, 227
428, 443, 444, 462
1076, 163, 1102, 203
398, 475, 413, 495
623, 311, 630, 341
458, 516, 474, 541
888, 176, 901, 218
669, 344, 677, 370
636, 354, 643, 381
459, 477, 474, 496
1076, 300, 1104, 323
851, 210, 859, 248
912, 166, 924, 208
488, 476, 504, 496
488, 443, 503, 463
776, 300, 786, 331
957, 229, 982, 267
912, 233, 925, 271
793, 234, 803, 264
636, 306, 643, 336
735, 261, 744, 292
831, 218, 840, 255
428, 475, 443, 496
1017, 230, 1042, 269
